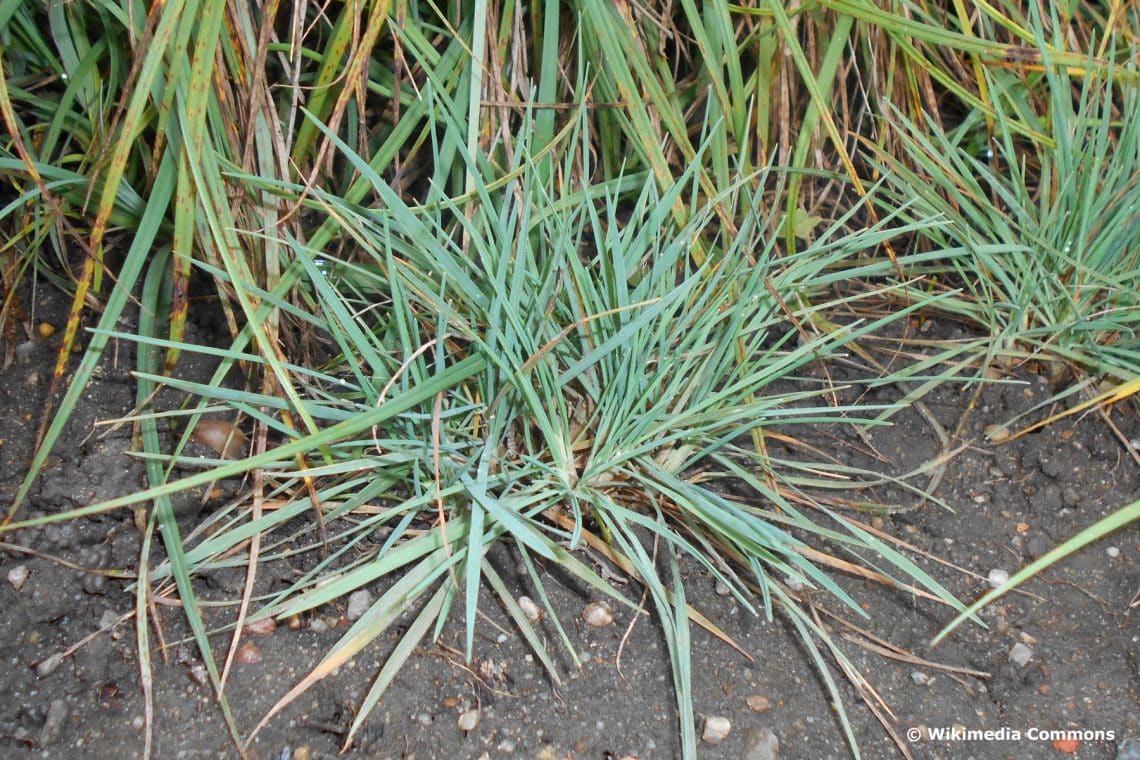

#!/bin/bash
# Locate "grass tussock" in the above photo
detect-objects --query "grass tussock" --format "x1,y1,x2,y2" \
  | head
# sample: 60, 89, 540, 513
0, 1, 1136, 757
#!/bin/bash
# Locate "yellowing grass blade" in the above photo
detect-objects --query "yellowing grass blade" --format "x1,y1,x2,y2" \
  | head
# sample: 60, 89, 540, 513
998, 376, 1140, 443
246, 549, 449, 744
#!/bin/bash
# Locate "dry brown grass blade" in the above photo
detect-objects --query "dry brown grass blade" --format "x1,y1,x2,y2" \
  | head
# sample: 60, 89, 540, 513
273, 390, 330, 549
840, 631, 991, 679
804, 603, 914, 760
0, 541, 133, 577
258, 498, 385, 515
792, 544, 947, 605
218, 420, 269, 692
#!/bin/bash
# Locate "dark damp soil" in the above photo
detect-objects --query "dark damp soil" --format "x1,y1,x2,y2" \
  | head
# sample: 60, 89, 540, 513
0, 285, 1137, 760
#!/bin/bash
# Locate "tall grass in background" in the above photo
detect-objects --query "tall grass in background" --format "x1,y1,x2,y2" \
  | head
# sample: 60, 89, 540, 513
872, 43, 1139, 390
0, 0, 1136, 756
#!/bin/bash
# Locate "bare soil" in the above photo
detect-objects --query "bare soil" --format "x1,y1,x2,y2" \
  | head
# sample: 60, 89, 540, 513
1, 286, 1137, 760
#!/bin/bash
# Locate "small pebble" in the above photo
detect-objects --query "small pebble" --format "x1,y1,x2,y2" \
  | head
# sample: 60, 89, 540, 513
714, 580, 731, 596
701, 715, 731, 744
745, 695, 770, 713
82, 573, 108, 594
38, 699, 69, 746
987, 569, 1010, 588
1008, 642, 1032, 667
582, 602, 614, 628
188, 663, 209, 686
15, 340, 36, 364
457, 709, 480, 732
518, 595, 542, 623
1026, 535, 1052, 559
911, 671, 933, 686
1061, 487, 1080, 508
35, 653, 65, 678
1039, 485, 1064, 512
741, 726, 780, 760
7, 564, 28, 591
985, 424, 1010, 443
293, 747, 311, 760
346, 589, 372, 621
244, 617, 277, 636
234, 641, 263, 665
37, 322, 56, 339
191, 419, 249, 459
309, 618, 329, 633
79, 544, 113, 595
1037, 452, 1063, 479
1107, 547, 1120, 558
